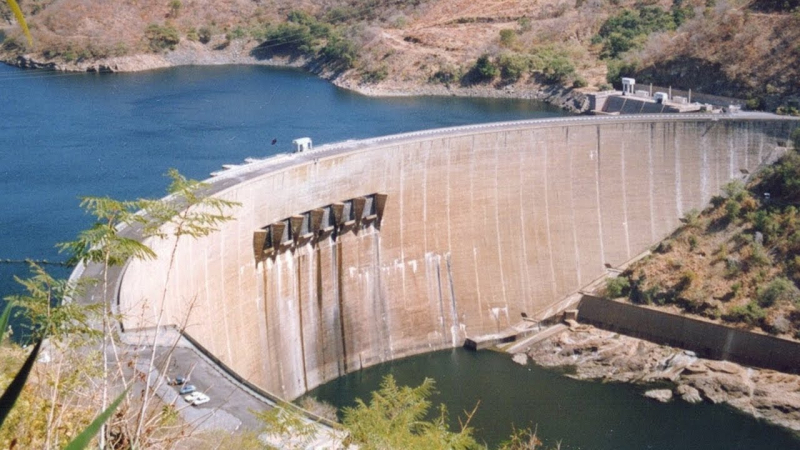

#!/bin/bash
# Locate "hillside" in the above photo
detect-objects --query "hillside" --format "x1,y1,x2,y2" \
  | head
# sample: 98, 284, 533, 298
0, 0, 798, 110
604, 130, 800, 341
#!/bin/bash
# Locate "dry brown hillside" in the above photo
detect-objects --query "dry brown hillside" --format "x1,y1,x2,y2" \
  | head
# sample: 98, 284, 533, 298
0, 0, 798, 108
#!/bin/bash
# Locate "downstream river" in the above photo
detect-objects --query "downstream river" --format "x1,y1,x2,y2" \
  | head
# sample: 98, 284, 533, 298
0, 64, 797, 449
306, 348, 800, 449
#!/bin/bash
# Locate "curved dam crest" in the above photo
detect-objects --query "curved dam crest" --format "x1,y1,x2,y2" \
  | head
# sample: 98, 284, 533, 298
115, 114, 798, 401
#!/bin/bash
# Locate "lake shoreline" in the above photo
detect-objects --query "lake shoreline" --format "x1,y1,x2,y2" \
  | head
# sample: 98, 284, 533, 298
4, 39, 590, 114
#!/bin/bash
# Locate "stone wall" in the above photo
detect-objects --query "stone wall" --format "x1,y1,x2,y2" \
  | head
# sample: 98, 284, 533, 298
578, 295, 800, 374
117, 115, 799, 400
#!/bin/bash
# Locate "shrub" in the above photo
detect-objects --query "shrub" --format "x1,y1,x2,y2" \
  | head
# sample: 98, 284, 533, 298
429, 66, 461, 85
725, 199, 741, 222
757, 277, 800, 307
723, 180, 746, 200
168, 0, 182, 18
264, 22, 316, 54
677, 270, 696, 292
539, 54, 575, 83
748, 242, 771, 267
724, 301, 766, 325
746, 97, 765, 111
688, 235, 698, 251
145, 23, 180, 52
572, 77, 588, 88
683, 208, 701, 228
325, 6, 358, 23
518, 17, 532, 32
186, 28, 199, 42
595, 6, 678, 59
605, 59, 639, 85
362, 66, 388, 83
730, 282, 742, 298
499, 29, 516, 47
226, 26, 247, 41
497, 53, 528, 82
792, 128, 800, 151
2, 36, 21, 52
198, 26, 214, 44
112, 42, 129, 57
605, 276, 630, 299
320, 33, 357, 68
655, 238, 673, 253
724, 256, 741, 277
748, 210, 780, 242
466, 54, 499, 83
628, 278, 659, 305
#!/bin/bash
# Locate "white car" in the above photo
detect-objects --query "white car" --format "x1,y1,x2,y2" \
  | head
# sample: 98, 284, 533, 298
183, 392, 202, 403
191, 393, 210, 406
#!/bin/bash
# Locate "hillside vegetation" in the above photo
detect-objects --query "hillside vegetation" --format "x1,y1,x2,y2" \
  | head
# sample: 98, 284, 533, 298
605, 129, 800, 340
0, 0, 798, 109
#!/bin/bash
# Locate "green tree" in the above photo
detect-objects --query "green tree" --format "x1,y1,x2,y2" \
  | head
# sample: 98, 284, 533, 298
498, 53, 529, 82
321, 32, 358, 69
469, 54, 499, 83
57, 196, 155, 448
605, 276, 630, 299
342, 375, 481, 449
5, 263, 100, 342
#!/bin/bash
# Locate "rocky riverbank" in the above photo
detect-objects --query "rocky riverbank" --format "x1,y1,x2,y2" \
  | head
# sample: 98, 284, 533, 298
4, 40, 590, 114
517, 322, 800, 435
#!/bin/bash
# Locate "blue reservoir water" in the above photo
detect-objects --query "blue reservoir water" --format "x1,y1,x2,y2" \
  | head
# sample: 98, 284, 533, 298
0, 63, 797, 449
0, 63, 565, 302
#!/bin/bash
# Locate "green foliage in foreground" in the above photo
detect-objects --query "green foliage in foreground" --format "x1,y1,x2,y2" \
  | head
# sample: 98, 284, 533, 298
342, 375, 481, 450
262, 375, 560, 449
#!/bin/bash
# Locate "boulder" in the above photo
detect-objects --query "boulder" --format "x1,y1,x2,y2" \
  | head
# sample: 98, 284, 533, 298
644, 389, 674, 403
676, 384, 703, 404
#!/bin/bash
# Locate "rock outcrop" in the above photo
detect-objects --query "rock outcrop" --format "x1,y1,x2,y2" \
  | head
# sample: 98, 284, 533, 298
526, 324, 800, 433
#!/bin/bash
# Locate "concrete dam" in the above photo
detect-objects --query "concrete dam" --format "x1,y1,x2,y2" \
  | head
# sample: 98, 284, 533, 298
115, 114, 798, 401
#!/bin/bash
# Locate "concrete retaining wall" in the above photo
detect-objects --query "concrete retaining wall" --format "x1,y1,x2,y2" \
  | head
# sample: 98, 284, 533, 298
116, 115, 799, 400
578, 295, 800, 374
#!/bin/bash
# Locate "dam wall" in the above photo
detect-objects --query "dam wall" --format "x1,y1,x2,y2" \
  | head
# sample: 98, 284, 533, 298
117, 115, 798, 400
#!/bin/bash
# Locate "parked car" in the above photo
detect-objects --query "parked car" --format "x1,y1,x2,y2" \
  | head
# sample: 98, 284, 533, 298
169, 375, 188, 386
179, 384, 196, 395
183, 392, 201, 403
191, 393, 210, 406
